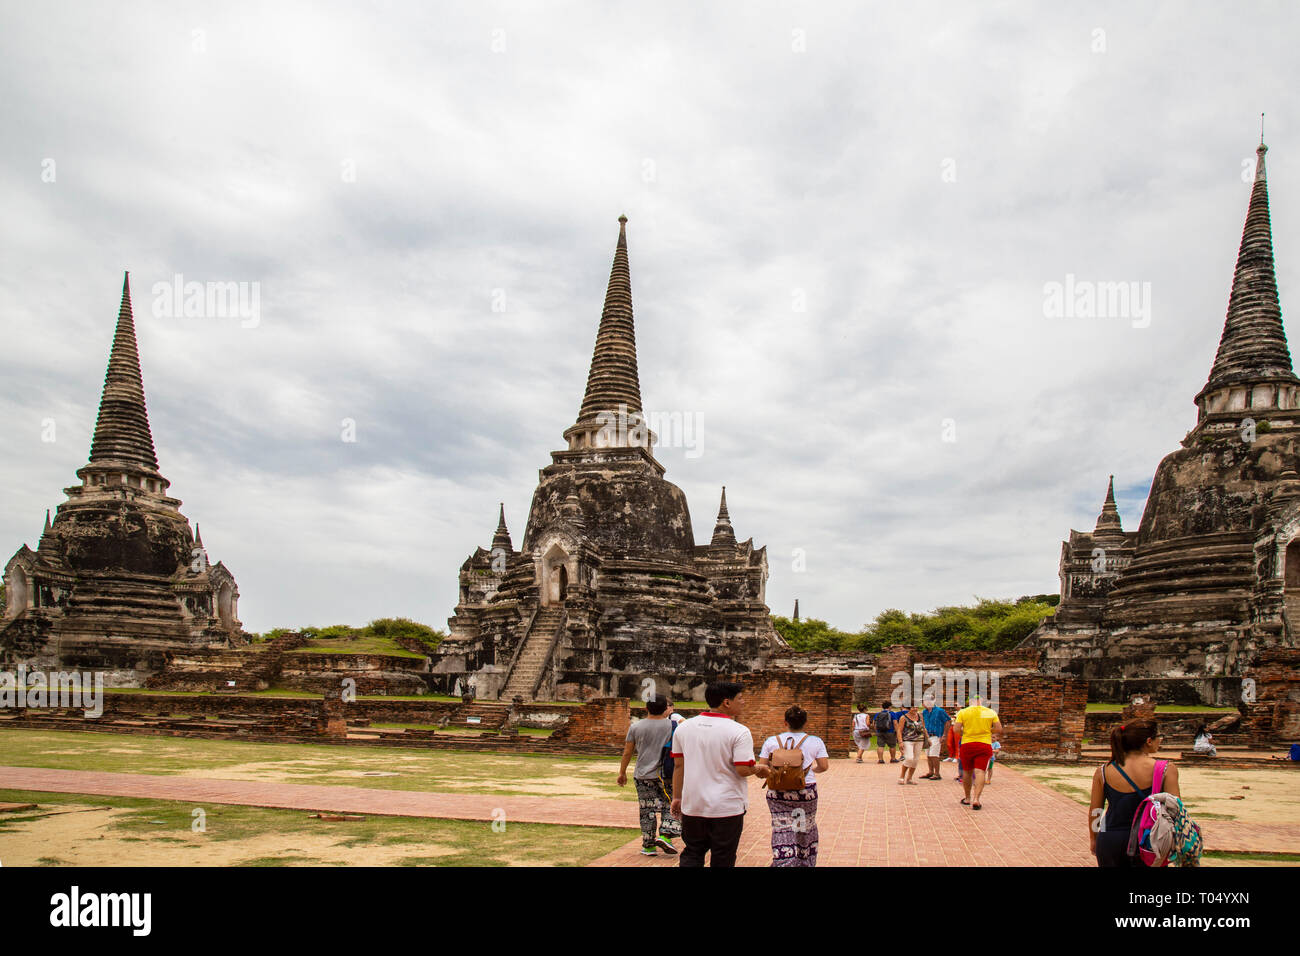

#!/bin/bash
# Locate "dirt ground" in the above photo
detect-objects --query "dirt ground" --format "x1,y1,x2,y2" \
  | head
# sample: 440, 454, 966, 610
1015, 762, 1300, 826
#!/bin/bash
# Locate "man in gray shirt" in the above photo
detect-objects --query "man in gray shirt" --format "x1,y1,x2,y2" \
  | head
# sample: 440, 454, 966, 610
617, 694, 682, 855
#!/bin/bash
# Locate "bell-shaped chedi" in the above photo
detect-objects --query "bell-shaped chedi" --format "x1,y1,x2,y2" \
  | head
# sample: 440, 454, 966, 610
2, 275, 243, 683
437, 218, 781, 701
1030, 137, 1300, 695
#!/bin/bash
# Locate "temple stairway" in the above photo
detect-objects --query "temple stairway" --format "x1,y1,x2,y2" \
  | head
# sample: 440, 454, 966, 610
499, 606, 564, 701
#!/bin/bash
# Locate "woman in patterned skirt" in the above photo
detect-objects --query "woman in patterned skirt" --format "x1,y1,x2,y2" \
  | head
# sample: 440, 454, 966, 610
757, 705, 831, 867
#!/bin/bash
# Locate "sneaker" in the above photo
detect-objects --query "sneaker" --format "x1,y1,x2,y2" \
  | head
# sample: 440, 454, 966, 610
640, 846, 657, 856
655, 836, 678, 855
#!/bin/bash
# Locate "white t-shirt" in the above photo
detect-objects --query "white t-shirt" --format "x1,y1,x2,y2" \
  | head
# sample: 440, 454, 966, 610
760, 732, 830, 784
669, 712, 685, 726
670, 712, 756, 818
851, 713, 869, 734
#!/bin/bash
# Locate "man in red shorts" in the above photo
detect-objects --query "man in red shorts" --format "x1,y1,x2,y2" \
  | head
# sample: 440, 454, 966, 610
954, 696, 1002, 811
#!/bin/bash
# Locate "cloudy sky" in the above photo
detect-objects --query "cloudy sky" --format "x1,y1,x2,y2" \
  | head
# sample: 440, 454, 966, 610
1, 2, 1296, 634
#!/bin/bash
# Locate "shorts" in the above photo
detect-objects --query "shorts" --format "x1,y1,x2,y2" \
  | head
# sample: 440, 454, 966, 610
926, 735, 942, 757
960, 741, 993, 773
877, 732, 897, 748
901, 739, 924, 768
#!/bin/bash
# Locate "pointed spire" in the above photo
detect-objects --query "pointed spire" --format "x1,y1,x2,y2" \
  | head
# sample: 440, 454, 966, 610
1093, 475, 1124, 538
87, 273, 163, 475
793, 599, 800, 622
43, 509, 51, 534
711, 486, 736, 547
576, 216, 643, 423
1200, 136, 1298, 398
492, 503, 513, 552
195, 523, 204, 548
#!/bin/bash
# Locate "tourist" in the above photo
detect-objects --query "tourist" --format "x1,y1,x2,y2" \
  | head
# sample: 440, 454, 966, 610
1088, 718, 1180, 867
757, 704, 830, 866
921, 696, 951, 779
667, 699, 686, 727
617, 693, 682, 855
670, 680, 768, 867
986, 739, 1002, 782
898, 703, 926, 784
946, 719, 964, 784
954, 696, 1002, 810
852, 703, 871, 762
873, 700, 898, 763
1192, 724, 1217, 757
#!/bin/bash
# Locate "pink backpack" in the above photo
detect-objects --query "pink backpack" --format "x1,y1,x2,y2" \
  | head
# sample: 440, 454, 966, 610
1125, 760, 1169, 867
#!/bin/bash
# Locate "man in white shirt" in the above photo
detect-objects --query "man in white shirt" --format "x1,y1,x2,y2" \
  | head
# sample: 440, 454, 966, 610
669, 680, 767, 867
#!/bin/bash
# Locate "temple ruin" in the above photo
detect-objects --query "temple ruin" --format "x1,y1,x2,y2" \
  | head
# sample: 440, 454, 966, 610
1, 274, 244, 683
434, 217, 782, 701
1028, 138, 1300, 706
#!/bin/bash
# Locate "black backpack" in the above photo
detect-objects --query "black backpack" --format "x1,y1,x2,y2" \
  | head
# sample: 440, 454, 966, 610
660, 719, 677, 780
873, 710, 894, 734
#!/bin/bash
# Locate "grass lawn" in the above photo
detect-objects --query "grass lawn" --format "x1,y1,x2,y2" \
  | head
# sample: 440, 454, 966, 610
286, 634, 426, 659
0, 728, 632, 800
1085, 703, 1239, 713
0, 788, 629, 867
1014, 761, 1300, 827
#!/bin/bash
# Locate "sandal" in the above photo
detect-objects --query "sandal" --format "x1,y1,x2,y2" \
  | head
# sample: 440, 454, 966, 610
972, 803, 982, 810
961, 798, 971, 806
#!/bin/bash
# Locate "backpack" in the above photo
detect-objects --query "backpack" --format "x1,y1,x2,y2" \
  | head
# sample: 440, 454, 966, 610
765, 734, 810, 792
873, 710, 894, 735
659, 718, 677, 782
1123, 760, 1202, 867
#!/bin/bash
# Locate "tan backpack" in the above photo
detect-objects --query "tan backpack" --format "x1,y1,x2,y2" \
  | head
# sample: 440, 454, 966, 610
765, 734, 810, 791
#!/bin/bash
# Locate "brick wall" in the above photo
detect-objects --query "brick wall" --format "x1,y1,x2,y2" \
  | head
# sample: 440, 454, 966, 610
734, 670, 856, 757
1242, 648, 1300, 739
549, 698, 630, 745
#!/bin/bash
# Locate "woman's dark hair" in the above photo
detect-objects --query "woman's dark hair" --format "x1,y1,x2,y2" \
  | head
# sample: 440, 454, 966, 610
1194, 723, 1208, 736
857, 703, 868, 712
785, 705, 808, 731
1110, 718, 1160, 764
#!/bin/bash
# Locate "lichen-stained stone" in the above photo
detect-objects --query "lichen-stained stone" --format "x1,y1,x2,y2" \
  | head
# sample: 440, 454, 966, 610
435, 218, 784, 701
1027, 140, 1300, 698
1, 275, 244, 684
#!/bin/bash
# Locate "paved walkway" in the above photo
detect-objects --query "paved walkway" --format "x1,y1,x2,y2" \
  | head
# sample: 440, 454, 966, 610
591, 759, 1098, 866
5, 761, 1295, 866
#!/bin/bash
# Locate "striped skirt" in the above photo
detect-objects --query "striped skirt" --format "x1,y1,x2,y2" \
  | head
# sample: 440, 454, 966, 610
766, 783, 819, 867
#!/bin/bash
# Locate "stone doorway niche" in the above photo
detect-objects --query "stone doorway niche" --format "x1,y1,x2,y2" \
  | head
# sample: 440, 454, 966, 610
1286, 539, 1300, 589
541, 543, 570, 607
217, 582, 235, 629
5, 567, 28, 618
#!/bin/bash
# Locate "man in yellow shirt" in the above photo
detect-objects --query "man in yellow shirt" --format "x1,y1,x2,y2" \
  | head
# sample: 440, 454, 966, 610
954, 697, 1002, 810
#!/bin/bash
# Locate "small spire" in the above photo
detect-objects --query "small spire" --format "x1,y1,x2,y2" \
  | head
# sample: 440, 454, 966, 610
492, 503, 513, 552
195, 523, 204, 548
1094, 475, 1124, 538
710, 486, 736, 547
793, 598, 800, 622
43, 509, 51, 534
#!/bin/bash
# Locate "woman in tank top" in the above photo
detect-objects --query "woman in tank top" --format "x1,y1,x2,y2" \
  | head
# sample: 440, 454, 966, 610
1087, 718, 1181, 867
898, 704, 927, 784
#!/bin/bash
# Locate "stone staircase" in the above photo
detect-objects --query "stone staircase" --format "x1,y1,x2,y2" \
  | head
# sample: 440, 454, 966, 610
499, 606, 564, 701
438, 701, 513, 733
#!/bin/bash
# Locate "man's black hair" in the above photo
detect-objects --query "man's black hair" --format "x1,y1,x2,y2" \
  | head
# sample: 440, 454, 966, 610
705, 681, 745, 709
646, 694, 668, 715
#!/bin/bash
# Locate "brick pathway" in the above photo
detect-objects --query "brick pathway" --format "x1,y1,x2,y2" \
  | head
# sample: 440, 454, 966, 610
591, 759, 1099, 866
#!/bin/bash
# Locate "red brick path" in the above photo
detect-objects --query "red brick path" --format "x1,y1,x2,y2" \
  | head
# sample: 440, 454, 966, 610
592, 759, 1099, 866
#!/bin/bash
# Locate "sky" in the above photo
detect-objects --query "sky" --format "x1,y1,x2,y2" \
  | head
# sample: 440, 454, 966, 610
1, 2, 1297, 634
